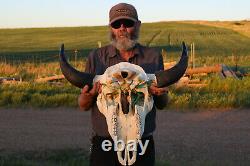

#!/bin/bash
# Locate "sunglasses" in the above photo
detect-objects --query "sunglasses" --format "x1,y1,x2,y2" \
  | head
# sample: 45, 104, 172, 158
111, 19, 135, 29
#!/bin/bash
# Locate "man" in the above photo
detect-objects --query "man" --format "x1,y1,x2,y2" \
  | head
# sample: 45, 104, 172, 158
78, 3, 168, 166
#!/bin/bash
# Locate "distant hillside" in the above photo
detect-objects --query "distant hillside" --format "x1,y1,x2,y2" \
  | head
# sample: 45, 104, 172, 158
183, 20, 250, 38
0, 22, 250, 63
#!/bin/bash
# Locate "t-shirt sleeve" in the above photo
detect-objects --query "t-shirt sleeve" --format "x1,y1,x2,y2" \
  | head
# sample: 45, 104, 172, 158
85, 49, 97, 74
158, 52, 164, 71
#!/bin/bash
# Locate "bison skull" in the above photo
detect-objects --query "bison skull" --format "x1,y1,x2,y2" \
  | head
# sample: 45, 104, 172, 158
94, 62, 155, 165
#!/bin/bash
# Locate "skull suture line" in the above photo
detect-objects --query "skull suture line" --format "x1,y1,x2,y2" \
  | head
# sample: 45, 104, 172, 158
59, 42, 188, 166
94, 62, 155, 165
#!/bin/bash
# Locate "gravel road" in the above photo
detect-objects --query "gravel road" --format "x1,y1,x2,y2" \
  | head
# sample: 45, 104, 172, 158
0, 108, 249, 164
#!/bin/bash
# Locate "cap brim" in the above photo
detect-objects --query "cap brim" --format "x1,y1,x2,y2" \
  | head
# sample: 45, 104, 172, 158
110, 16, 138, 25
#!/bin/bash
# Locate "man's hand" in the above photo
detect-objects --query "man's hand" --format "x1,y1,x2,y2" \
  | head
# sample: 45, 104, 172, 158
78, 82, 101, 111
149, 83, 169, 109
149, 83, 168, 96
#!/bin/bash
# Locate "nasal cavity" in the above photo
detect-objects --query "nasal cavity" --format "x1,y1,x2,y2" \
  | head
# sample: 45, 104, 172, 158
121, 71, 128, 78
121, 91, 129, 114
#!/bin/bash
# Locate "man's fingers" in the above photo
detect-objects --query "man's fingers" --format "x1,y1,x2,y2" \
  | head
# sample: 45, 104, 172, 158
98, 82, 102, 94
158, 88, 168, 94
159, 87, 168, 93
149, 85, 168, 95
89, 82, 97, 94
89, 82, 101, 95
81, 85, 89, 94
150, 86, 164, 92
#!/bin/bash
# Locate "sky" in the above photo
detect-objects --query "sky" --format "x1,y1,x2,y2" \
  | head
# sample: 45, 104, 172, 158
1, 0, 250, 28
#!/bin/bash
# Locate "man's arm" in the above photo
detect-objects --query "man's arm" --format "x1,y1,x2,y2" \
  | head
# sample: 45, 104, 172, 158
78, 50, 99, 111
150, 49, 169, 109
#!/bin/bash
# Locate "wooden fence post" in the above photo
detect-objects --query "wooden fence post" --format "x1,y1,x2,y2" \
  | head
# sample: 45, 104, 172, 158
98, 41, 102, 48
190, 43, 193, 68
168, 34, 172, 46
193, 42, 195, 68
190, 42, 195, 68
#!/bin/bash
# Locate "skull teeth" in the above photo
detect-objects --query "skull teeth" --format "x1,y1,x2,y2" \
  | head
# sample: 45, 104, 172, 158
112, 112, 117, 136
136, 112, 142, 138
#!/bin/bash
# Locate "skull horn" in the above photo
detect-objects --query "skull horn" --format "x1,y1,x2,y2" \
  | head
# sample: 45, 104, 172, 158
155, 42, 188, 87
59, 44, 95, 88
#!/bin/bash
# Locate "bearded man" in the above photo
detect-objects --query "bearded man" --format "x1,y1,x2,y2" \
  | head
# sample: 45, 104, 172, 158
78, 3, 168, 166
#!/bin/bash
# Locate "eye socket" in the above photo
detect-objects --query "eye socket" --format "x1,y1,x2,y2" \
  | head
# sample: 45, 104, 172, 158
106, 93, 113, 100
106, 92, 119, 100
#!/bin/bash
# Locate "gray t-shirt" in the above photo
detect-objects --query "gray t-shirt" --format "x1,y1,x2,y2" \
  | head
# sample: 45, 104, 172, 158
85, 43, 164, 137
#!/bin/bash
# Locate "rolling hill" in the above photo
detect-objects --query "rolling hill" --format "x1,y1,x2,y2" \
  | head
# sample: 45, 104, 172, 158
0, 21, 250, 64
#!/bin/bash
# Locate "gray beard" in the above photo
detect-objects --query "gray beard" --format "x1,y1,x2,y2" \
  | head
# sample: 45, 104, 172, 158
110, 30, 139, 51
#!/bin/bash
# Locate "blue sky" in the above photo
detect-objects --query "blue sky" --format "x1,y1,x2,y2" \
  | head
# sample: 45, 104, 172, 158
1, 0, 250, 28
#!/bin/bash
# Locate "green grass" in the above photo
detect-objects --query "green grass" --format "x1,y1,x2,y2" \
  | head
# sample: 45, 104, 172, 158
0, 76, 250, 109
1, 22, 250, 65
0, 82, 79, 108
168, 76, 250, 110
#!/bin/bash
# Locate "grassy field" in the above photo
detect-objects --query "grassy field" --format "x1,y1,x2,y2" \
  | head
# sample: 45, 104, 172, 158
170, 76, 250, 110
1, 76, 250, 109
184, 20, 250, 38
1, 21, 250, 65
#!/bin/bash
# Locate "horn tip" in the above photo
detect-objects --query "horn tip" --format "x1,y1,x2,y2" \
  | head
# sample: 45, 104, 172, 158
60, 44, 65, 55
182, 41, 186, 49
61, 43, 64, 50
182, 41, 188, 55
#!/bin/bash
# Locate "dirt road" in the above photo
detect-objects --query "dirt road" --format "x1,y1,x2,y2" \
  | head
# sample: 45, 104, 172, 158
0, 108, 249, 164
